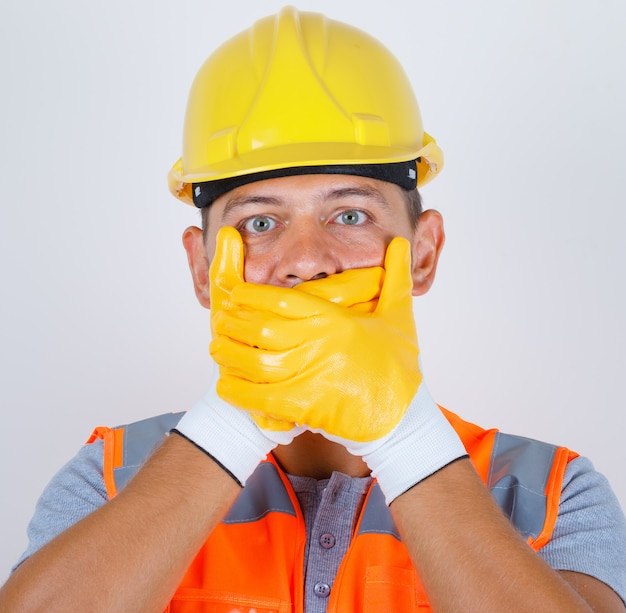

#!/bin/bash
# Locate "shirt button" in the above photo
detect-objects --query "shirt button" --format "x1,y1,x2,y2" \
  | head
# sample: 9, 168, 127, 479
313, 582, 331, 598
319, 533, 336, 549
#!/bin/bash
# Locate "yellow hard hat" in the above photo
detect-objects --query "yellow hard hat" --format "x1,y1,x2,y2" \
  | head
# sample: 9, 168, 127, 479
168, 6, 443, 206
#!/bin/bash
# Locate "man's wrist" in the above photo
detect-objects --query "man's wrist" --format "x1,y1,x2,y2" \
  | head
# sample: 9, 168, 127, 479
175, 390, 277, 486
359, 385, 467, 504
169, 428, 244, 486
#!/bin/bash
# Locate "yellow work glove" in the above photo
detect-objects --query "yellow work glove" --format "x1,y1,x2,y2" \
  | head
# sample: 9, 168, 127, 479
211, 232, 418, 441
210, 227, 467, 502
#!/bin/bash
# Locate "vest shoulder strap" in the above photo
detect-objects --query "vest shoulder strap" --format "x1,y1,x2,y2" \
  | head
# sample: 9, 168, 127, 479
489, 431, 576, 549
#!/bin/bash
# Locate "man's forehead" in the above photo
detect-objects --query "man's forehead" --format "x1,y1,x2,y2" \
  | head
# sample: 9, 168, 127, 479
212, 173, 399, 217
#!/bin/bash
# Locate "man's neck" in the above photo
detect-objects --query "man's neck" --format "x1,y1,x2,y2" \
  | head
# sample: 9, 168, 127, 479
272, 432, 371, 480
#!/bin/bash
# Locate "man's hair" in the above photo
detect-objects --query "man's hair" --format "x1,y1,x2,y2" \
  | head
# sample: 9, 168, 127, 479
404, 187, 423, 228
201, 187, 423, 242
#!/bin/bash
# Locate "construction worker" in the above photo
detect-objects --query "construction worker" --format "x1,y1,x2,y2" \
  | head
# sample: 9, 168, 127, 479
1, 7, 625, 612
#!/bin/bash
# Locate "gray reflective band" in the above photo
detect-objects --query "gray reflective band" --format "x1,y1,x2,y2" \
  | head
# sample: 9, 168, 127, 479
114, 412, 184, 492
223, 462, 296, 523
357, 483, 401, 540
488, 432, 558, 540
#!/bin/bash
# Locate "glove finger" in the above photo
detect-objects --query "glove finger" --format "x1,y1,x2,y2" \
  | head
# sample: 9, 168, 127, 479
217, 374, 306, 425
212, 308, 314, 351
209, 226, 245, 311
230, 282, 337, 318
296, 267, 384, 307
252, 413, 299, 433
210, 335, 302, 383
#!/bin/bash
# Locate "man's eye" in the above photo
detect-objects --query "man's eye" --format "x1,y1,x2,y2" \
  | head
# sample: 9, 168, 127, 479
242, 216, 276, 233
335, 210, 368, 226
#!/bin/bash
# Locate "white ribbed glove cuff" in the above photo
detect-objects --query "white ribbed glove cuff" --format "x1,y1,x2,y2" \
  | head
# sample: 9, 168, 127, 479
174, 388, 277, 486
356, 384, 467, 505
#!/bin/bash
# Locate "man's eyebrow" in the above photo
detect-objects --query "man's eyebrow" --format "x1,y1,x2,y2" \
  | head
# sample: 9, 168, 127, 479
220, 195, 282, 222
320, 185, 391, 208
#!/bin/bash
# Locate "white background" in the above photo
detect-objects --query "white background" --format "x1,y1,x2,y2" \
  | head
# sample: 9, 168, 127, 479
1, 0, 625, 580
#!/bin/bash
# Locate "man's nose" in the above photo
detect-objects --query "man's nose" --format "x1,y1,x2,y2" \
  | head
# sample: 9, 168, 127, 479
274, 225, 340, 286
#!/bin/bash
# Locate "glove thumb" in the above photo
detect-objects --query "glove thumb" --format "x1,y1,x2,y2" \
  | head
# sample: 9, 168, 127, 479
210, 226, 245, 313
376, 236, 414, 315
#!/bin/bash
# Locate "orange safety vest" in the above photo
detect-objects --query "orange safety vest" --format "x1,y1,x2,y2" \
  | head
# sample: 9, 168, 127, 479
88, 408, 578, 612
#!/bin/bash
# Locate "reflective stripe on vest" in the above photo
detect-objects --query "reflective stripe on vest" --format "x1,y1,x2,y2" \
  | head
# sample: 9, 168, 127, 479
489, 431, 558, 541
223, 461, 297, 523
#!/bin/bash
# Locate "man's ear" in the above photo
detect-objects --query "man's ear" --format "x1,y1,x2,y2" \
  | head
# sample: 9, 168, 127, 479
182, 226, 212, 308
411, 209, 445, 296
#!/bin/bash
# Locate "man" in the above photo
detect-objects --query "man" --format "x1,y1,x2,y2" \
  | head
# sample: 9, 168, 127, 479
1, 7, 625, 612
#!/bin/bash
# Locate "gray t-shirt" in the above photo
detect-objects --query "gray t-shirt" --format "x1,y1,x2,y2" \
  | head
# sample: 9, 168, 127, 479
15, 439, 626, 609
